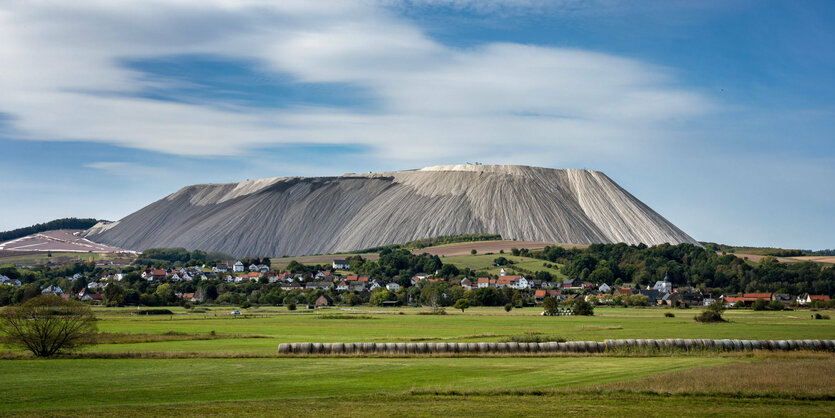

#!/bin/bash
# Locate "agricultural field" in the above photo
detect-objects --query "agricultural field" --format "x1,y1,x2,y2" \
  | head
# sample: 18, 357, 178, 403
2, 306, 834, 416
439, 254, 566, 278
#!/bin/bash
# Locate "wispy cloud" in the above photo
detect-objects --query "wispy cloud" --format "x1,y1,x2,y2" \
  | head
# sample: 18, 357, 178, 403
0, 0, 712, 166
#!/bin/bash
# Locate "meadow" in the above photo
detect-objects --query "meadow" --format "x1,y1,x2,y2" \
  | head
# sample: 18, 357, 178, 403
2, 306, 834, 416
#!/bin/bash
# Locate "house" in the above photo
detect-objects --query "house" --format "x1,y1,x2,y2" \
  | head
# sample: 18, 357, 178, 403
499, 268, 507, 276
613, 287, 635, 297
562, 278, 583, 289
724, 293, 773, 307
306, 281, 334, 290
41, 285, 63, 295
796, 294, 831, 305
0, 275, 21, 287
233, 261, 245, 273
248, 264, 259, 271
214, 263, 228, 273
315, 294, 334, 307
477, 277, 490, 288
280, 282, 303, 291
534, 289, 562, 303
496, 275, 528, 290
653, 274, 673, 293
349, 282, 367, 292
771, 293, 793, 306
336, 281, 349, 291
386, 282, 400, 291
460, 278, 473, 291
78, 288, 95, 302
638, 289, 662, 305
332, 260, 350, 270
152, 269, 167, 281
598, 283, 612, 293
369, 281, 381, 291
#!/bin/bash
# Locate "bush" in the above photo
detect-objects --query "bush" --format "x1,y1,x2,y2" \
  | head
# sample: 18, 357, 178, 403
504, 304, 513, 312
240, 301, 252, 309
814, 313, 830, 320
136, 309, 174, 315
664, 312, 675, 318
695, 301, 726, 323
572, 298, 594, 316
0, 295, 97, 357
287, 303, 296, 311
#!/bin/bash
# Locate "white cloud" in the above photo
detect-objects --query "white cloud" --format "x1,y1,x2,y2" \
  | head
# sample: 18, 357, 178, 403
0, 0, 712, 166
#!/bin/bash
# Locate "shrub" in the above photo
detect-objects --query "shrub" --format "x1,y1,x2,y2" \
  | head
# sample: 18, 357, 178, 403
240, 301, 252, 309
471, 249, 477, 255
287, 303, 296, 311
504, 304, 513, 312
814, 313, 830, 320
453, 298, 470, 313
0, 295, 97, 357
664, 312, 675, 318
695, 301, 726, 323
136, 309, 174, 315
572, 298, 594, 316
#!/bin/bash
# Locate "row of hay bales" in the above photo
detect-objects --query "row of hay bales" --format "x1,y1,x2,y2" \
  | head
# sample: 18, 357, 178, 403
277, 339, 835, 355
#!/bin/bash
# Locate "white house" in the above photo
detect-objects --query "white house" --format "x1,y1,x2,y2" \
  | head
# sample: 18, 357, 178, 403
653, 274, 673, 293
332, 260, 350, 270
386, 282, 400, 291
248, 264, 259, 271
336, 281, 349, 291
369, 281, 381, 291
233, 261, 245, 273
598, 283, 612, 293
87, 282, 100, 289
41, 285, 63, 295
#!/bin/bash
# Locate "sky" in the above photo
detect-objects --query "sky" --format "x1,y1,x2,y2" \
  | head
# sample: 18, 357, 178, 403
0, 0, 833, 249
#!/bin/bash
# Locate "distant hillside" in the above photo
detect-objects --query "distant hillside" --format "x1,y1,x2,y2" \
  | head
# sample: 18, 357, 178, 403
83, 164, 700, 257
0, 218, 102, 242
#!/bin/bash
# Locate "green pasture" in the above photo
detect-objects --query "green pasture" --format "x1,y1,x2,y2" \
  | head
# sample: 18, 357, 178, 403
0, 356, 739, 413
77, 306, 835, 355
425, 254, 565, 277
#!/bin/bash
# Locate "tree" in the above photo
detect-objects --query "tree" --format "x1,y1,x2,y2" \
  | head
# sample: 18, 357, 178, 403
154, 284, 174, 304
751, 298, 768, 311
103, 283, 124, 307
572, 297, 594, 316
695, 301, 726, 323
542, 296, 558, 315
0, 295, 97, 357
453, 298, 470, 313
471, 249, 477, 255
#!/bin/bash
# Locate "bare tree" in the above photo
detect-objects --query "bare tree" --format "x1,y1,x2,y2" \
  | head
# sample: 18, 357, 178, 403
0, 295, 97, 357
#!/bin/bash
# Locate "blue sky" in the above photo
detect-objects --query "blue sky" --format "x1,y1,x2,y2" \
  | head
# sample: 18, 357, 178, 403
0, 0, 832, 249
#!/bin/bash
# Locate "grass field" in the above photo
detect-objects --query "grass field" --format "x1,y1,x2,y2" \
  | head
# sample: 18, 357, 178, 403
440, 254, 566, 277
2, 306, 834, 416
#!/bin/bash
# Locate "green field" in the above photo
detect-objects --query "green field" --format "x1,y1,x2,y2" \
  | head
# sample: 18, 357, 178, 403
440, 254, 566, 277
2, 306, 834, 416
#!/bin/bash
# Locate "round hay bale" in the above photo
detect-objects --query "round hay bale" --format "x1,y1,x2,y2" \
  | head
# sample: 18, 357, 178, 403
278, 343, 290, 354
298, 342, 313, 354
636, 339, 646, 349
604, 340, 614, 350
546, 342, 559, 352
425, 343, 437, 353
557, 342, 568, 352
786, 340, 797, 350
507, 342, 520, 353
750, 340, 762, 350
718, 340, 730, 351
329, 342, 343, 354
488, 342, 498, 352
823, 340, 834, 350
777, 340, 789, 351
435, 343, 448, 354
741, 340, 752, 351
579, 341, 593, 353
597, 342, 608, 352
363, 343, 375, 353
345, 343, 357, 354
766, 340, 778, 350
384, 343, 396, 353
446, 342, 458, 353
683, 339, 694, 350
802, 340, 814, 350
477, 342, 489, 353
311, 343, 323, 354
374, 343, 386, 354
466, 343, 478, 353
288, 343, 299, 354
496, 342, 509, 352
812, 340, 824, 351
414, 343, 427, 354
625, 339, 637, 348
730, 340, 742, 351
673, 339, 685, 349
566, 341, 578, 353
456, 343, 468, 353
395, 343, 406, 354
524, 342, 537, 353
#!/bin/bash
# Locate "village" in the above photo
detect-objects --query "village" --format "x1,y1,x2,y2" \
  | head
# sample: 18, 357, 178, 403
4, 256, 830, 311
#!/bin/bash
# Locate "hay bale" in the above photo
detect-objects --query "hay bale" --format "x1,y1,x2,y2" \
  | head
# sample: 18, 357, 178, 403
636, 339, 646, 349
557, 342, 568, 352
777, 340, 789, 351
278, 343, 290, 354
527, 342, 539, 353
488, 342, 498, 352
416, 343, 429, 354
507, 342, 520, 352
393, 343, 405, 354
425, 343, 437, 353
625, 339, 637, 348
465, 343, 476, 353
363, 343, 375, 353
447, 343, 458, 353
730, 340, 742, 351
477, 342, 489, 353
311, 343, 323, 354
812, 340, 824, 351
435, 343, 448, 354
566, 341, 577, 353
456, 343, 468, 353
496, 342, 509, 352
374, 343, 386, 354
823, 340, 834, 350
786, 340, 798, 350
766, 340, 777, 350
547, 342, 559, 352
673, 339, 685, 349
741, 340, 752, 351
683, 339, 695, 350
385, 343, 397, 353
802, 340, 814, 350
299, 342, 313, 354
